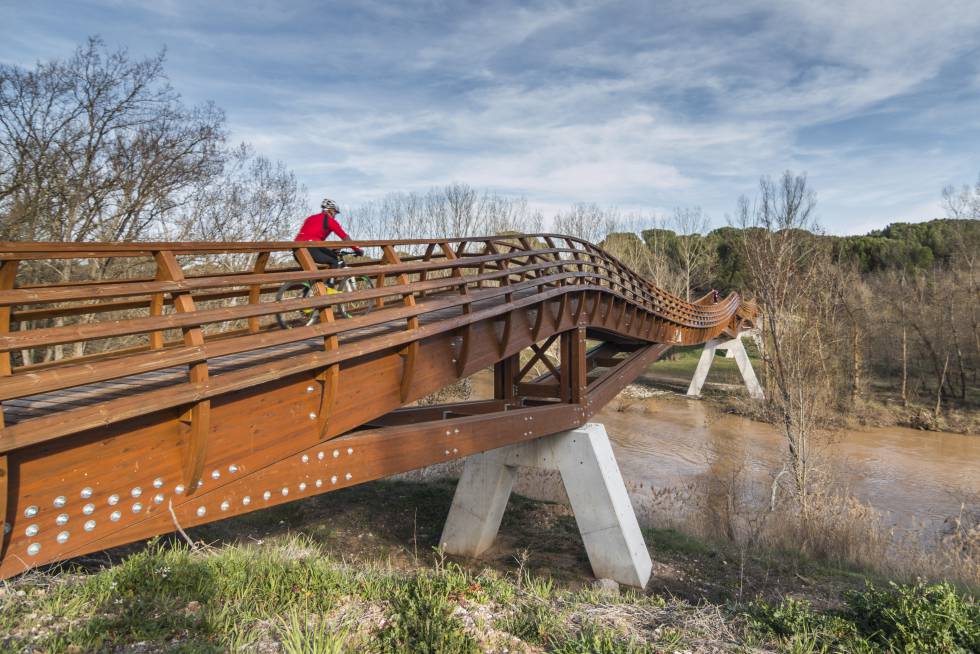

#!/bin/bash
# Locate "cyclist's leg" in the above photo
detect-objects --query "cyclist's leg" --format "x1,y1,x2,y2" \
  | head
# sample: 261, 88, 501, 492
309, 247, 339, 268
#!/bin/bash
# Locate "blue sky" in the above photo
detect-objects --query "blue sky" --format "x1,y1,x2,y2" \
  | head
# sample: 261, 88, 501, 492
2, 0, 979, 234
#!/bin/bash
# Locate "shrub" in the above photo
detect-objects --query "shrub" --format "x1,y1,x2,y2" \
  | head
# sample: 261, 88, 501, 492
749, 582, 979, 653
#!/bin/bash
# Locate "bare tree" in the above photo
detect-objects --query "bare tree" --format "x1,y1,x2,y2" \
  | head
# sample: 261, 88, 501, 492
734, 172, 843, 519
0, 37, 225, 259
671, 207, 712, 301
167, 143, 307, 270
553, 202, 620, 244
352, 183, 542, 244
942, 173, 980, 220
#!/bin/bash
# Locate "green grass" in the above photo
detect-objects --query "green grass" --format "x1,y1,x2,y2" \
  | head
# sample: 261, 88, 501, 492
644, 344, 761, 387
748, 581, 980, 654
1, 480, 975, 653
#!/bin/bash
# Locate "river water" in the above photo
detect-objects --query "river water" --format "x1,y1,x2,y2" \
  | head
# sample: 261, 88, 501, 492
597, 394, 980, 540
469, 373, 979, 540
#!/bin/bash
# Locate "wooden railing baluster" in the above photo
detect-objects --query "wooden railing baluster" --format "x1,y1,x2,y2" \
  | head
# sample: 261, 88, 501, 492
153, 250, 211, 495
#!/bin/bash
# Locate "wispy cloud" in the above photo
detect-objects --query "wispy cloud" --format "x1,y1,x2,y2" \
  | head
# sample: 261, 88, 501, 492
2, 0, 978, 233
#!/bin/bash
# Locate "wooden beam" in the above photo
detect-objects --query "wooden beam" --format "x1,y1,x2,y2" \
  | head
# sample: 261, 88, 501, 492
382, 246, 419, 403
567, 327, 588, 405
247, 252, 270, 333
494, 354, 520, 400
154, 251, 211, 496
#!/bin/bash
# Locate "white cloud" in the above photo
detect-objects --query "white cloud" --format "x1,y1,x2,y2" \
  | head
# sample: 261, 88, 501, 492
2, 0, 978, 232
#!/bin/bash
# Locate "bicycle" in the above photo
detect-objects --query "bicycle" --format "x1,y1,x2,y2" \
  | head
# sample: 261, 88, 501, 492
275, 249, 375, 329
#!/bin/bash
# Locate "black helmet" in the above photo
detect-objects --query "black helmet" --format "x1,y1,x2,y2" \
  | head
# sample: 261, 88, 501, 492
321, 198, 340, 214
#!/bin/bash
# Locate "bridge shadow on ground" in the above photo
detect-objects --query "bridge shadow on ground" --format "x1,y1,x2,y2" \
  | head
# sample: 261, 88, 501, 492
60, 477, 866, 606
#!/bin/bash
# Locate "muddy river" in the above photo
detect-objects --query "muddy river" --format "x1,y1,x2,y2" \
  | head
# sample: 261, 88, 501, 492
597, 394, 979, 539
469, 373, 979, 540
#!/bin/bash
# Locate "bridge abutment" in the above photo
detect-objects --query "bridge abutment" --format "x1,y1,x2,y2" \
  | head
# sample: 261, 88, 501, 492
439, 423, 652, 588
685, 331, 765, 400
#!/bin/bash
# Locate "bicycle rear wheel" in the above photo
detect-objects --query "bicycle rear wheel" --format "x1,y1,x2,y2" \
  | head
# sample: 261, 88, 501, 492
276, 282, 319, 329
335, 275, 375, 319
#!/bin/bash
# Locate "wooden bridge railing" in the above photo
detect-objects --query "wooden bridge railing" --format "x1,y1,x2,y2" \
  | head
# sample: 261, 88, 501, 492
0, 234, 753, 450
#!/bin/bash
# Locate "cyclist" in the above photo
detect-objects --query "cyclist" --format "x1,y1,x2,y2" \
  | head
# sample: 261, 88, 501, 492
294, 198, 364, 267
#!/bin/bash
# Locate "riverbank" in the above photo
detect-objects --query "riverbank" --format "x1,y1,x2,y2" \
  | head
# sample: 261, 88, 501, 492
642, 347, 980, 435
2, 478, 976, 653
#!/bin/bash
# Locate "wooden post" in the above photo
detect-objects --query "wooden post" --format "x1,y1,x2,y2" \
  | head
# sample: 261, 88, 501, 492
154, 251, 211, 494
567, 326, 587, 405
294, 248, 340, 436
494, 354, 519, 401
0, 260, 14, 562
247, 251, 270, 333
382, 246, 419, 403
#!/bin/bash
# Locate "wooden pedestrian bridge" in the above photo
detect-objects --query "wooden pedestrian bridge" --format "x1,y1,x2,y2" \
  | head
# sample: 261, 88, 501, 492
0, 235, 756, 580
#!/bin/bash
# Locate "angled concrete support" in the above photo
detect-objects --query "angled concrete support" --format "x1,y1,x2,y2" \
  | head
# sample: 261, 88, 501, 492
440, 423, 652, 588
686, 332, 764, 400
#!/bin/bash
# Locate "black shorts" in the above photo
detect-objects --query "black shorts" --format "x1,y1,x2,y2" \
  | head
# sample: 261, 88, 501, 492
302, 247, 340, 268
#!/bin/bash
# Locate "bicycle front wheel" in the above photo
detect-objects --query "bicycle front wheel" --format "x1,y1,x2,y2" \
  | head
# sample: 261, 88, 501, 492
276, 282, 319, 329
335, 275, 375, 319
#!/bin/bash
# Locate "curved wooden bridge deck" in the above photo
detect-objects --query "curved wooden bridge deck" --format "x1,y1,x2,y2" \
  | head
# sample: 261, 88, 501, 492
0, 235, 755, 578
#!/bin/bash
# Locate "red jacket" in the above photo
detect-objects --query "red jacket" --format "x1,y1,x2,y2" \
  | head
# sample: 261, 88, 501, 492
295, 212, 351, 242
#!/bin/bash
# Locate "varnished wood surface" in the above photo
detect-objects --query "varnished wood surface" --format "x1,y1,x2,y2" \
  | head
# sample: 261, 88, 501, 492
0, 235, 756, 578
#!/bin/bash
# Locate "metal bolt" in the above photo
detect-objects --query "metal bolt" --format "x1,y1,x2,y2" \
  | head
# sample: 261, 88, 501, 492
110, 511, 121, 522
82, 503, 95, 515
153, 478, 164, 489
80, 487, 93, 499
345, 473, 352, 481
331, 476, 337, 484
25, 524, 38, 537
53, 496, 66, 508
263, 491, 271, 500
281, 487, 289, 496
27, 543, 40, 556
131, 487, 142, 498
84, 520, 96, 532
347, 447, 353, 455
243, 496, 251, 506
154, 494, 164, 504
229, 464, 239, 473
220, 501, 230, 512
56, 514, 69, 526
299, 482, 307, 491
211, 470, 220, 480
301, 454, 309, 463
132, 502, 143, 513
306, 385, 315, 393
196, 506, 206, 517
317, 451, 325, 460
333, 450, 339, 458
57, 531, 69, 544
175, 485, 185, 495
309, 412, 317, 420
24, 505, 38, 518
316, 479, 323, 488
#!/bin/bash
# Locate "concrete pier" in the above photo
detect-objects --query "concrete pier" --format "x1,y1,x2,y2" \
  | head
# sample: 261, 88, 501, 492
686, 332, 765, 400
440, 423, 652, 588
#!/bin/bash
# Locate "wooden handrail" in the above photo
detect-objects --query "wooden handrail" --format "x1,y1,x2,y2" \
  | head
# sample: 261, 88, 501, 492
0, 234, 756, 447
